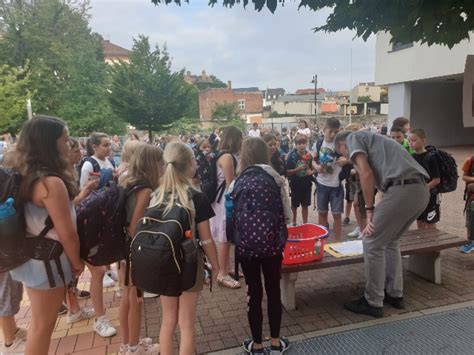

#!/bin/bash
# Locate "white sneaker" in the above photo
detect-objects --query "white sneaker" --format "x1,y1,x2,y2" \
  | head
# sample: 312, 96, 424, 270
126, 338, 159, 354
0, 337, 26, 353
67, 307, 96, 324
107, 270, 119, 282
103, 273, 116, 288
116, 287, 123, 298
93, 315, 117, 338
347, 227, 361, 238
143, 292, 159, 299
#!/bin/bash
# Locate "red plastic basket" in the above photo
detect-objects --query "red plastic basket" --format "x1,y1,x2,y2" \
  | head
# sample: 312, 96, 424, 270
283, 224, 329, 265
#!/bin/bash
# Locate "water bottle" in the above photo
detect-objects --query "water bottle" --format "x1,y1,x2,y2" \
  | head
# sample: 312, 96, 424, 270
0, 198, 23, 248
224, 193, 234, 219
314, 239, 322, 256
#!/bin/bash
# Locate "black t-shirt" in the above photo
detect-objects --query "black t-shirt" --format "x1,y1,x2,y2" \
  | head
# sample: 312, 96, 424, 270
413, 151, 440, 182
191, 188, 215, 224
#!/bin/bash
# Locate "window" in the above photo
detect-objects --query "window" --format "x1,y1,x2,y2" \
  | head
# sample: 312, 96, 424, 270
391, 42, 413, 52
238, 99, 245, 110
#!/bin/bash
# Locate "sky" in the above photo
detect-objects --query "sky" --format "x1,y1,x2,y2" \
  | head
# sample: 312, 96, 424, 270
88, 0, 376, 93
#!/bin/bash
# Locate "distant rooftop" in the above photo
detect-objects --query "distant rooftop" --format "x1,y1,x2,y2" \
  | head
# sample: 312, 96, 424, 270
102, 40, 130, 57
295, 88, 326, 95
233, 87, 260, 93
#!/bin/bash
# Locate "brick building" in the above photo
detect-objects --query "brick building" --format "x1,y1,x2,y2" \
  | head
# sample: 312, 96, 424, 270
199, 88, 263, 121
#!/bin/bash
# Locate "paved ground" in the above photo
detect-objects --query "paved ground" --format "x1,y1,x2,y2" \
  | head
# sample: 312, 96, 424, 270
1, 145, 473, 354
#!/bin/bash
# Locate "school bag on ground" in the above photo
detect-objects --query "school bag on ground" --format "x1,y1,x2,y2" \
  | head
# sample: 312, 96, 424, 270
130, 191, 199, 296
200, 151, 237, 203
0, 168, 66, 287
424, 146, 458, 193
226, 166, 288, 259
76, 182, 146, 266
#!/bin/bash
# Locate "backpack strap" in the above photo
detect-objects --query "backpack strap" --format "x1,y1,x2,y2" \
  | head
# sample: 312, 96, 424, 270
85, 157, 101, 173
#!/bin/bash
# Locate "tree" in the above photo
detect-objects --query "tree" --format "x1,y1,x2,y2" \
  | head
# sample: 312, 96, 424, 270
211, 102, 238, 121
108, 35, 199, 141
0, 0, 126, 135
0, 65, 31, 133
151, 0, 474, 48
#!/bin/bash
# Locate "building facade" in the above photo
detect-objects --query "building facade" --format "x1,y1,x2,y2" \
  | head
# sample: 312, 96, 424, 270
350, 82, 383, 103
199, 88, 263, 122
375, 31, 474, 146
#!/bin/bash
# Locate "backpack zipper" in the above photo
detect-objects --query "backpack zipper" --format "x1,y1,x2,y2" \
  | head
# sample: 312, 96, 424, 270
138, 217, 184, 236
132, 230, 181, 274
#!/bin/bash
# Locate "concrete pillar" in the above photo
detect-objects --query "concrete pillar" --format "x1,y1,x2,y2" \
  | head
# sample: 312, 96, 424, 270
388, 82, 411, 128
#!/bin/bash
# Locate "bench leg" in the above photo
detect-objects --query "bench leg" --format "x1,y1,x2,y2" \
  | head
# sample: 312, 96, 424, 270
408, 252, 441, 284
280, 273, 298, 311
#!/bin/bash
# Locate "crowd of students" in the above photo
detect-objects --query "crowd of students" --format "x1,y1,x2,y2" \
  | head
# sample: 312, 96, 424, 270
0, 113, 472, 355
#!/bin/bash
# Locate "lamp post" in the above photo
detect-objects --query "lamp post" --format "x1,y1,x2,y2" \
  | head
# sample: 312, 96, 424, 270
311, 74, 317, 123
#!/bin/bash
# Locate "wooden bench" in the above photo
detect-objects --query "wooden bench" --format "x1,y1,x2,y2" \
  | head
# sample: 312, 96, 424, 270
280, 229, 466, 311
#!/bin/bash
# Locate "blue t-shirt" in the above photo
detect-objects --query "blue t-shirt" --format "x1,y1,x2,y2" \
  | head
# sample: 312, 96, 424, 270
286, 149, 313, 187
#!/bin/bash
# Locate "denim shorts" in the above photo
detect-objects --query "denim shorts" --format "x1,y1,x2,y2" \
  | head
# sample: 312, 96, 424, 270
316, 182, 344, 214
10, 252, 72, 290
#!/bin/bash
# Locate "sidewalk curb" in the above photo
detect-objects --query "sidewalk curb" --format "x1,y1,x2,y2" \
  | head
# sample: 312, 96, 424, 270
209, 300, 474, 355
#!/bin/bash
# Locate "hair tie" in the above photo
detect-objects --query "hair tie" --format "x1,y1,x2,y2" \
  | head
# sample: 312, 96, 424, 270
166, 161, 175, 166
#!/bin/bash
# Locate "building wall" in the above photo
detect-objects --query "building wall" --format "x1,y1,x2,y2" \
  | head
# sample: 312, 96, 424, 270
351, 85, 382, 103
376, 32, 474, 86
410, 82, 474, 146
198, 89, 263, 120
272, 101, 317, 115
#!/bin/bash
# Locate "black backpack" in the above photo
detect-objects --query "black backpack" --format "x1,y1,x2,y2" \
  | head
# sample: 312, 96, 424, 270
200, 151, 237, 203
0, 168, 66, 288
76, 182, 146, 266
130, 193, 198, 296
424, 146, 458, 194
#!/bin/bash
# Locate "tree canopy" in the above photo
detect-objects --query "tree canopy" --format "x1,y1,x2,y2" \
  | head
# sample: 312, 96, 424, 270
108, 35, 199, 141
0, 0, 126, 135
151, 0, 474, 48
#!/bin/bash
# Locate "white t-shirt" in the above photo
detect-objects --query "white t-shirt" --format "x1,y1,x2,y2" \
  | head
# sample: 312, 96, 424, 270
79, 156, 115, 189
297, 127, 311, 138
248, 129, 260, 137
316, 140, 342, 188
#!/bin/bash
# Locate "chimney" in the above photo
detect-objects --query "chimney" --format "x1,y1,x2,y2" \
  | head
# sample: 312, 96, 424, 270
227, 80, 232, 89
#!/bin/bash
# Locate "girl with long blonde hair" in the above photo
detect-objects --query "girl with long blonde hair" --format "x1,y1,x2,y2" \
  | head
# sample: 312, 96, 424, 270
151, 141, 219, 355
118, 144, 164, 355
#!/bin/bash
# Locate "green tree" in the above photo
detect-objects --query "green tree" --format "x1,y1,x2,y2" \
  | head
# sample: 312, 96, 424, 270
108, 35, 199, 141
211, 102, 238, 121
0, 0, 125, 135
0, 64, 31, 133
151, 0, 474, 48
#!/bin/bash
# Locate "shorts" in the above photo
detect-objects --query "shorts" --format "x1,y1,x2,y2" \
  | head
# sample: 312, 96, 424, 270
316, 182, 344, 214
290, 184, 312, 208
417, 193, 441, 224
0, 272, 23, 316
10, 252, 73, 290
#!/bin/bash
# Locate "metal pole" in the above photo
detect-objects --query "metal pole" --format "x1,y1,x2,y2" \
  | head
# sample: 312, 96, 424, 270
349, 48, 353, 124
314, 74, 317, 122
27, 99, 33, 120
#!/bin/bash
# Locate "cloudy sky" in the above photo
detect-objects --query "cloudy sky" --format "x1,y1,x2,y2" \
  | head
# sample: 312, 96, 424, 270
89, 0, 375, 93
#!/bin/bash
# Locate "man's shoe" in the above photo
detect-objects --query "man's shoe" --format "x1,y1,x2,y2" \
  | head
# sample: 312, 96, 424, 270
344, 297, 384, 318
384, 291, 405, 309
347, 227, 360, 238
103, 273, 116, 288
343, 217, 351, 225
459, 243, 474, 254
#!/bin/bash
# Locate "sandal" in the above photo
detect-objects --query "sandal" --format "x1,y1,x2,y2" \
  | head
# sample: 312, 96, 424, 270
217, 275, 242, 289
